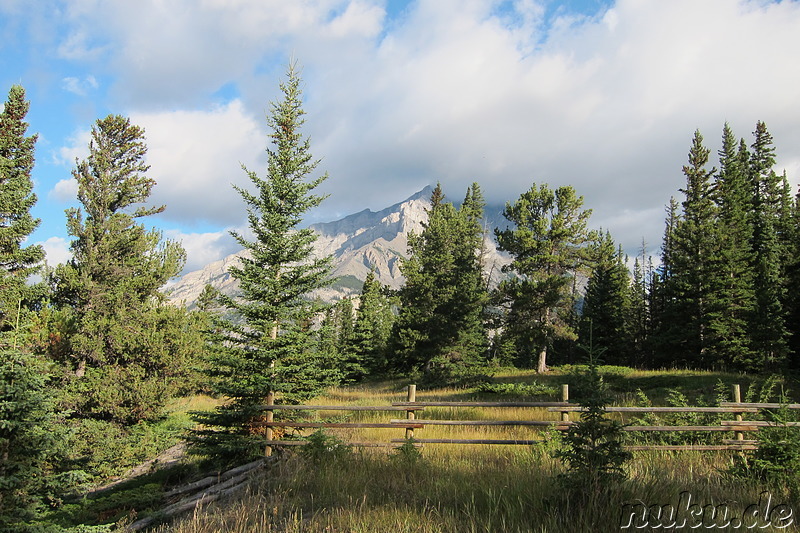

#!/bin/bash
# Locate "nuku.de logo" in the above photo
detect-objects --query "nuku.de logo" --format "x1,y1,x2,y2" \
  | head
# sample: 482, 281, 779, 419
619, 491, 794, 529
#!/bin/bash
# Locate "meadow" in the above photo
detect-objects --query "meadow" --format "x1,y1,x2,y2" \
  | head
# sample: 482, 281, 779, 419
151, 367, 800, 532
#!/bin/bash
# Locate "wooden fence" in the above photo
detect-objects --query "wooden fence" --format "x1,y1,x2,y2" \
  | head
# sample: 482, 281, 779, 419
259, 384, 800, 455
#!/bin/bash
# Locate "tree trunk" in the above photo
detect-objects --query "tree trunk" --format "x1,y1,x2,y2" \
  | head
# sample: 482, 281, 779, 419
537, 345, 549, 373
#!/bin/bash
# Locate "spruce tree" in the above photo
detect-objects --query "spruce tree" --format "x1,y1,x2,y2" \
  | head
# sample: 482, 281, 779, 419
495, 183, 594, 373
709, 124, 755, 369
670, 130, 719, 368
748, 122, 789, 369
649, 197, 680, 367
351, 271, 394, 375
625, 242, 650, 366
0, 330, 59, 532
196, 64, 337, 460
390, 183, 489, 378
786, 187, 800, 365
51, 114, 188, 424
579, 232, 630, 366
0, 85, 44, 330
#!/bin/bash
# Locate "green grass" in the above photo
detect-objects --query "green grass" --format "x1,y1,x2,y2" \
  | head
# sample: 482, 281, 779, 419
157, 370, 800, 532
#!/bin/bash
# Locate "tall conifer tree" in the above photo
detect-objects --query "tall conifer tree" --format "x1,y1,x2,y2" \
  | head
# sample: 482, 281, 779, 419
495, 183, 593, 372
351, 271, 394, 375
748, 122, 789, 369
710, 124, 755, 368
579, 232, 630, 365
391, 183, 489, 377
52, 114, 188, 424
671, 131, 719, 367
626, 242, 650, 366
649, 197, 680, 367
0, 85, 44, 330
196, 65, 337, 459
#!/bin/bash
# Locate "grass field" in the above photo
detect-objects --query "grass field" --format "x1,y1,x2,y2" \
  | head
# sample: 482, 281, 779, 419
154, 368, 800, 532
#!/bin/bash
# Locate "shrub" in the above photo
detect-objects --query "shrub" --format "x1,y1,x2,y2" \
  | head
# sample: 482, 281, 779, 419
299, 430, 352, 465
553, 343, 630, 495
729, 393, 800, 498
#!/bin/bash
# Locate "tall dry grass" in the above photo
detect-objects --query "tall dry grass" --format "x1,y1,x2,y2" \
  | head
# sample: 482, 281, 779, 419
157, 378, 799, 532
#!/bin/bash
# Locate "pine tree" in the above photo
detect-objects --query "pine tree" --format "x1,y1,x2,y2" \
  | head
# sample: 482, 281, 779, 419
625, 241, 650, 366
748, 121, 789, 369
495, 183, 594, 373
390, 183, 489, 379
579, 232, 630, 366
670, 130, 719, 368
647, 197, 679, 368
709, 124, 755, 369
195, 64, 337, 460
51, 114, 188, 424
351, 271, 394, 375
0, 85, 44, 330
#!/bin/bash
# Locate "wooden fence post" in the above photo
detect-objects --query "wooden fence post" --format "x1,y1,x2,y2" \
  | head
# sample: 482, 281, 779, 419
406, 384, 416, 440
732, 384, 743, 442
561, 384, 570, 423
265, 390, 275, 457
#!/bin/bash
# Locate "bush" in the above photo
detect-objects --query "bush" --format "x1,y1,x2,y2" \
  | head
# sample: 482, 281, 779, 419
553, 345, 630, 495
729, 396, 800, 498
299, 430, 352, 465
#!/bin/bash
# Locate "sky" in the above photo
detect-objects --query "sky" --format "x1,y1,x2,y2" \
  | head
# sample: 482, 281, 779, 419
2, 0, 799, 274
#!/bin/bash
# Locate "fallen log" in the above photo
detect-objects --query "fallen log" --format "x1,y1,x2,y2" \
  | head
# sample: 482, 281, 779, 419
164, 458, 265, 498
126, 458, 268, 531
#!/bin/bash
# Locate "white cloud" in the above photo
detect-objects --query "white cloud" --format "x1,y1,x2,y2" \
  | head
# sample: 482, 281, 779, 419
42, 0, 800, 262
131, 99, 265, 226
48, 178, 78, 202
163, 228, 239, 273
39, 236, 72, 266
61, 75, 98, 96
53, 128, 91, 167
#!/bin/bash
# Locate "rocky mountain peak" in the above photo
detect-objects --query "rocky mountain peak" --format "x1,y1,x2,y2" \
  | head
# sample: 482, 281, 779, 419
166, 185, 507, 308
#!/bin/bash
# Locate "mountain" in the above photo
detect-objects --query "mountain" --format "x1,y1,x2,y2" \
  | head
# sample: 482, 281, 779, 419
166, 186, 509, 308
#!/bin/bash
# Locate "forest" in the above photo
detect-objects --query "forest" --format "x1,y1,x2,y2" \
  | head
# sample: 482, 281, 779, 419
1, 65, 799, 531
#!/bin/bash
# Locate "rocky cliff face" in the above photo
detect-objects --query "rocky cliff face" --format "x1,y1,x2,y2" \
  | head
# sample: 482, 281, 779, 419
166, 186, 509, 307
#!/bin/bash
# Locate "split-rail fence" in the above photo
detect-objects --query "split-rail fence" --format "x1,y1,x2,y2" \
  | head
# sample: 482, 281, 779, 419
258, 384, 800, 455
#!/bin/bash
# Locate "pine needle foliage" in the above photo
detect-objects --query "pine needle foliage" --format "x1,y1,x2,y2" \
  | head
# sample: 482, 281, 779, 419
554, 335, 630, 495
0, 331, 59, 532
0, 85, 44, 330
494, 183, 594, 373
195, 64, 337, 461
50, 114, 188, 424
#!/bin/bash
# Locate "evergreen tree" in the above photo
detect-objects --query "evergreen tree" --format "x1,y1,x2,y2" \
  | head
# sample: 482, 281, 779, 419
390, 183, 489, 378
579, 232, 630, 366
649, 197, 680, 367
350, 271, 394, 375
0, 85, 44, 330
709, 124, 755, 369
495, 183, 594, 373
670, 130, 719, 368
554, 336, 630, 494
786, 187, 800, 365
319, 297, 358, 381
51, 114, 188, 424
0, 327, 59, 532
748, 122, 789, 369
625, 241, 650, 366
196, 64, 337, 460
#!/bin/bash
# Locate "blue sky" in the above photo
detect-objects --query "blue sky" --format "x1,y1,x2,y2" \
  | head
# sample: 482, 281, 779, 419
2, 0, 799, 273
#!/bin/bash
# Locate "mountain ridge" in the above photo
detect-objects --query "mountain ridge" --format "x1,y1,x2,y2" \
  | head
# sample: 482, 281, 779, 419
166, 186, 508, 307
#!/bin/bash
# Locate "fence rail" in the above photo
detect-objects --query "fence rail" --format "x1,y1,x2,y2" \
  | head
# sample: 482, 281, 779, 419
258, 383, 800, 455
